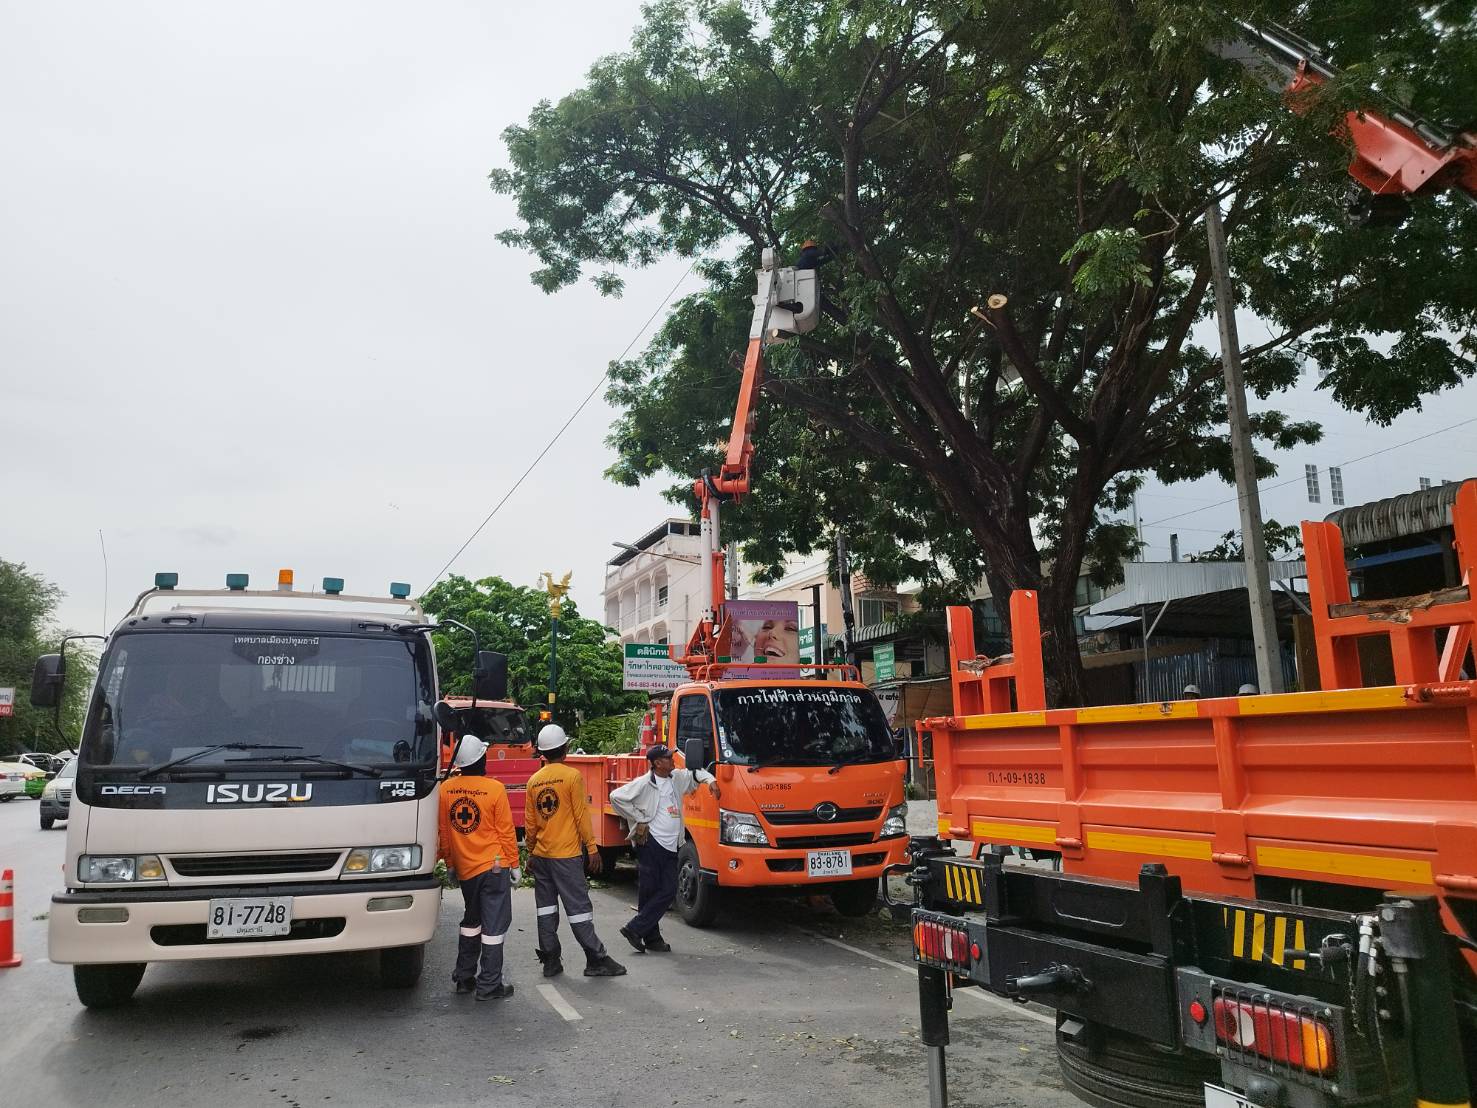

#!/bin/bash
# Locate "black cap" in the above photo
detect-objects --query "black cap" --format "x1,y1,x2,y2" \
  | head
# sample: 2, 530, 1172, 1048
646, 746, 675, 762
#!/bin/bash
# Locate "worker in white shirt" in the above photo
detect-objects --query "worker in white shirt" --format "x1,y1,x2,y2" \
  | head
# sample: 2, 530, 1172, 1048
609, 746, 718, 952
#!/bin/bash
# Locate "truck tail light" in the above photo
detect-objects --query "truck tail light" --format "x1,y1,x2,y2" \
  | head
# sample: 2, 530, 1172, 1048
912, 917, 973, 972
1211, 995, 1334, 1074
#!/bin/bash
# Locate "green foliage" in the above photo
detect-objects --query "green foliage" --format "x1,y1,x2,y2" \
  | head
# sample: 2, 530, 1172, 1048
419, 575, 646, 730
1187, 519, 1304, 562
493, 0, 1476, 702
575, 710, 646, 754
0, 560, 96, 754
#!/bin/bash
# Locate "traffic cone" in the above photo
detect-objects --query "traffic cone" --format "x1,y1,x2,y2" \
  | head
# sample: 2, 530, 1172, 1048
0, 869, 20, 968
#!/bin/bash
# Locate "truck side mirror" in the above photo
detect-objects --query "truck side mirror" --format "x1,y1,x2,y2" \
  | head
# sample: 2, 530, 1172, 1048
30, 654, 64, 709
683, 736, 711, 772
433, 700, 461, 733
472, 651, 508, 701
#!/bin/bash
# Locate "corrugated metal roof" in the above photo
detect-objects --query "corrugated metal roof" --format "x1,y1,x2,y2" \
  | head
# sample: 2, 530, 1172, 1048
1088, 560, 1306, 616
1324, 481, 1471, 547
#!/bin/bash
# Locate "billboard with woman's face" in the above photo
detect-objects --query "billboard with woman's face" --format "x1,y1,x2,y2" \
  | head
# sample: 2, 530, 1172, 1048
724, 600, 801, 676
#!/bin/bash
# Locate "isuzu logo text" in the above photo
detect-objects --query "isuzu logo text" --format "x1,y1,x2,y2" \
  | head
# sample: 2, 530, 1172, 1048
207, 783, 314, 804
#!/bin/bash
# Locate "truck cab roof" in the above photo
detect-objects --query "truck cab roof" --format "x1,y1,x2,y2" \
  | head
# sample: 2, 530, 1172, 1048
112, 608, 426, 636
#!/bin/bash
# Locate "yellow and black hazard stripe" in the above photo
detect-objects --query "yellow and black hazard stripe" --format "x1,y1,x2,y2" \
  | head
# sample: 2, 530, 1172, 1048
940, 861, 985, 908
1221, 906, 1310, 971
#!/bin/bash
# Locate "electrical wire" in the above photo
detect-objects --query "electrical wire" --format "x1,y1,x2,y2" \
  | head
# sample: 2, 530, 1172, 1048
424, 261, 698, 590
1139, 414, 1477, 530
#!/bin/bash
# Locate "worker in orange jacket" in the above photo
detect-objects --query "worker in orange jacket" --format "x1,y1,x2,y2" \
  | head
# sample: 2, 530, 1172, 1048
439, 734, 519, 1001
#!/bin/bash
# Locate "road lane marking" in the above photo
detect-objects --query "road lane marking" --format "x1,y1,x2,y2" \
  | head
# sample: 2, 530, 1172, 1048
537, 983, 583, 1022
804, 932, 1055, 1027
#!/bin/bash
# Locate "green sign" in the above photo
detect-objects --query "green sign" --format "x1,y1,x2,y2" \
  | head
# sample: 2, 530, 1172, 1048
798, 622, 826, 662
622, 643, 688, 692
872, 643, 896, 683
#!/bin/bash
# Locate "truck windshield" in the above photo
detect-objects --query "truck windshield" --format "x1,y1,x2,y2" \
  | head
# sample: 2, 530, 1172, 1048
713, 686, 896, 767
82, 632, 436, 771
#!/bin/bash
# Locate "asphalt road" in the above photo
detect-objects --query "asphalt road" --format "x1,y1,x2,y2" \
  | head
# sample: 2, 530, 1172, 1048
0, 797, 1079, 1108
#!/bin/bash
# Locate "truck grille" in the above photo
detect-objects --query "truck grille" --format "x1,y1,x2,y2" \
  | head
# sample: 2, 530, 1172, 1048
775, 833, 874, 849
170, 852, 342, 877
764, 806, 881, 826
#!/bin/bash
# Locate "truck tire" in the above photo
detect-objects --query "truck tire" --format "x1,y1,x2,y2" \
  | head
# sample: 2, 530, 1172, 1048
676, 841, 720, 928
40, 814, 54, 830
829, 878, 880, 917
379, 944, 426, 989
1056, 1020, 1218, 1108
74, 963, 146, 1009
0, 795, 13, 803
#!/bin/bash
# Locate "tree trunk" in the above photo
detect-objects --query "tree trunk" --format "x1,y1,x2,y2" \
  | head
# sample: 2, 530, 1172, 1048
1037, 585, 1089, 708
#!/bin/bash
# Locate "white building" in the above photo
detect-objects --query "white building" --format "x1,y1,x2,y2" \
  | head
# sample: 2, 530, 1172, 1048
603, 519, 705, 645
1132, 364, 1477, 561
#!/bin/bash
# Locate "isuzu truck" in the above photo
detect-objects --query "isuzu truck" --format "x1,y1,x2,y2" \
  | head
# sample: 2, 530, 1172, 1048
31, 570, 500, 1009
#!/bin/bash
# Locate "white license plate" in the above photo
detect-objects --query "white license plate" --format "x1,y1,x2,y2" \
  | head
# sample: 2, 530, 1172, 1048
806, 849, 853, 878
207, 897, 292, 939
1203, 1085, 1251, 1108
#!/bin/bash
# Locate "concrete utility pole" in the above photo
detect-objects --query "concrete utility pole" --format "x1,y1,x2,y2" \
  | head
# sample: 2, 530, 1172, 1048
835, 534, 858, 666
1206, 203, 1284, 694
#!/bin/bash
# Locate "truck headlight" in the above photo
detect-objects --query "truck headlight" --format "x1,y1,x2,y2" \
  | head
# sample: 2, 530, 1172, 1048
343, 845, 422, 874
880, 802, 908, 839
78, 854, 165, 883
719, 809, 770, 847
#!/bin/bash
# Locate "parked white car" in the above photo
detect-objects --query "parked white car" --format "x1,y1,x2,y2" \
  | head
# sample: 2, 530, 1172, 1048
0, 763, 31, 801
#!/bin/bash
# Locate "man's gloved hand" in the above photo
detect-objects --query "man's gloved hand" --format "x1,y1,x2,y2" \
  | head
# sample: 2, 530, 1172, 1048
585, 850, 603, 876
633, 823, 651, 846
707, 780, 720, 799
510, 868, 521, 884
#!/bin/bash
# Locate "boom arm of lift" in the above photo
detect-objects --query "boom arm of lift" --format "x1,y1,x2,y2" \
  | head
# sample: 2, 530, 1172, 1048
676, 248, 820, 672
1214, 19, 1476, 209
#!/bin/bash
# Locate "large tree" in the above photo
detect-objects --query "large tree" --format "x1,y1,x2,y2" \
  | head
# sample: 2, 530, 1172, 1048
493, 0, 1476, 703
0, 560, 95, 753
420, 575, 645, 731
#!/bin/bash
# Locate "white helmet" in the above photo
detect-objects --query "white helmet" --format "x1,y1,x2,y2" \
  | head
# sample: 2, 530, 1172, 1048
452, 734, 489, 768
536, 724, 569, 753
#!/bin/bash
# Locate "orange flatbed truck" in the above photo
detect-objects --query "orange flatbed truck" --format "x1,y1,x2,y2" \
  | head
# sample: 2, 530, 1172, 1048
437, 697, 656, 868
906, 482, 1477, 1108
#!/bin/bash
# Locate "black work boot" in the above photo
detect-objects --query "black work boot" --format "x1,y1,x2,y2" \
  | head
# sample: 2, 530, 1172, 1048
584, 954, 627, 977
619, 924, 646, 953
644, 930, 672, 953
475, 983, 515, 1002
536, 949, 564, 978
454, 978, 475, 995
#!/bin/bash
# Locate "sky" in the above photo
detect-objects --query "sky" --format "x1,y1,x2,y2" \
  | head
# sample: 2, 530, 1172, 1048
4, 2, 1475, 642
1, 0, 690, 636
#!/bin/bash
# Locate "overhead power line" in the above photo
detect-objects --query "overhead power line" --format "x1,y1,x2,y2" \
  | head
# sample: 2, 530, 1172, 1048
1140, 414, 1477, 530
425, 262, 697, 591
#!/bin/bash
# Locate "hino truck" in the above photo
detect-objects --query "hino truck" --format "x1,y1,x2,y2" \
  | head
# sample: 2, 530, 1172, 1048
31, 570, 503, 1009
667, 248, 909, 925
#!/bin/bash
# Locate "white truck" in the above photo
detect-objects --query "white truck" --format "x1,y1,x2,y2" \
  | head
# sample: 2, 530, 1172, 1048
30, 570, 500, 1008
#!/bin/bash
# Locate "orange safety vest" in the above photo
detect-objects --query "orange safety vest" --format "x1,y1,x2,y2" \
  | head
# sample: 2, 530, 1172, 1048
439, 774, 518, 881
